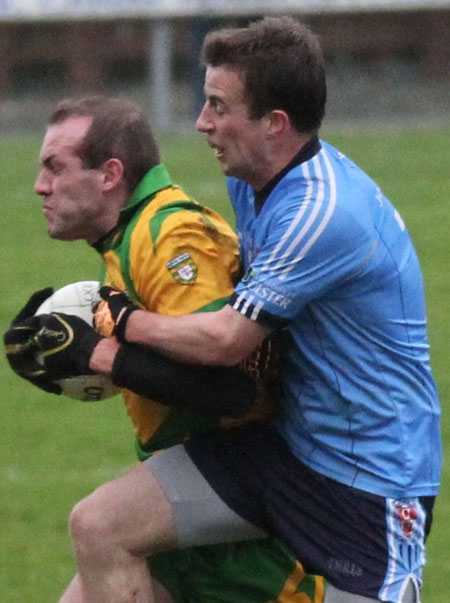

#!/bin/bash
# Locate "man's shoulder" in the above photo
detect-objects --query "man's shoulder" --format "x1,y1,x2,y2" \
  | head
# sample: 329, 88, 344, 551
135, 186, 203, 231
130, 186, 237, 254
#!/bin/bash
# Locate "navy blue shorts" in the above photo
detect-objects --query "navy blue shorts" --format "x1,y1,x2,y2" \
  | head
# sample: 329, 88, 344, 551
184, 423, 434, 601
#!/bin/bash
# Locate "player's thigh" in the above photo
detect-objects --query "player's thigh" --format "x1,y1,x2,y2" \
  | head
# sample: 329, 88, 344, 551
144, 443, 266, 548
70, 462, 177, 555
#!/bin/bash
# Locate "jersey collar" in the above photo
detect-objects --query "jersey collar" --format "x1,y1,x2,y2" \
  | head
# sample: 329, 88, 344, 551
92, 164, 173, 251
121, 163, 173, 212
255, 136, 321, 215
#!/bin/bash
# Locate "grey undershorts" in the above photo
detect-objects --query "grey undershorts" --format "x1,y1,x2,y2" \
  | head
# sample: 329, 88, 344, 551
143, 443, 267, 548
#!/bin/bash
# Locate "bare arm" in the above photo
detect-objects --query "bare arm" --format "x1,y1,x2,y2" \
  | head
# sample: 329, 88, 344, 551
89, 311, 261, 417
125, 303, 272, 365
90, 304, 272, 372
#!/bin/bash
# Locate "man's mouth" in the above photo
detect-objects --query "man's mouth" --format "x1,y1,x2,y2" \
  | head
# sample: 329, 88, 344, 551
43, 204, 53, 217
209, 141, 225, 159
213, 146, 225, 159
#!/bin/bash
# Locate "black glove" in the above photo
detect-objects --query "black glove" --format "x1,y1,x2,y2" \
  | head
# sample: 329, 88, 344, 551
12, 287, 54, 324
29, 313, 103, 381
3, 287, 61, 394
96, 286, 139, 343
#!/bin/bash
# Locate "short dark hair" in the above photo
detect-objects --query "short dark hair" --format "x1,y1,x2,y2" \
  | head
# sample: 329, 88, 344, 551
49, 97, 160, 193
201, 16, 326, 134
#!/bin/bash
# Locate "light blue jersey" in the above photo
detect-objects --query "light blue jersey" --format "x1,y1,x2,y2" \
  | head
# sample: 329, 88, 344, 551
229, 139, 441, 499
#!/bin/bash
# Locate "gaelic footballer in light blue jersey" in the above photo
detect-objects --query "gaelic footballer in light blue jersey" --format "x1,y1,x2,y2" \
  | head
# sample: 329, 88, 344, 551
229, 138, 441, 500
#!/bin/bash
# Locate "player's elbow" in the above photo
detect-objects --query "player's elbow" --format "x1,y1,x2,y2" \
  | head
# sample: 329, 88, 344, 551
203, 306, 268, 366
206, 328, 253, 367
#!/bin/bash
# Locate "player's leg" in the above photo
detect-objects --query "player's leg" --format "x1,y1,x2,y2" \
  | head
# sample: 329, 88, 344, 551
59, 572, 175, 603
65, 462, 176, 602
64, 447, 265, 603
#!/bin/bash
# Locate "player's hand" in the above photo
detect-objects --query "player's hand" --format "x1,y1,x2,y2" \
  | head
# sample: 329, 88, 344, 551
12, 287, 54, 324
30, 313, 103, 381
95, 286, 139, 342
3, 287, 62, 394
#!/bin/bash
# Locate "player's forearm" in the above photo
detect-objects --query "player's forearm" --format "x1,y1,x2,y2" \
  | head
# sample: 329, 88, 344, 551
90, 311, 232, 368
92, 304, 270, 368
125, 308, 237, 365
90, 311, 235, 370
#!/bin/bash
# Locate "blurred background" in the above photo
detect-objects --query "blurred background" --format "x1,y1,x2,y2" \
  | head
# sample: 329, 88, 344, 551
1, 2, 449, 601
0, 0, 449, 133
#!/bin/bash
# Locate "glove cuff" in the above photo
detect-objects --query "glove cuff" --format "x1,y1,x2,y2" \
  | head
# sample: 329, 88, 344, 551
114, 306, 138, 343
75, 329, 104, 375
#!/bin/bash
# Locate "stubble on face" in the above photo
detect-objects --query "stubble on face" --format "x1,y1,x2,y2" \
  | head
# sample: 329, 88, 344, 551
36, 118, 106, 243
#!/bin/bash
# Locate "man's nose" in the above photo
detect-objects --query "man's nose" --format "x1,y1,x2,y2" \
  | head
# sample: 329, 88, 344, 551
34, 170, 51, 196
196, 104, 213, 133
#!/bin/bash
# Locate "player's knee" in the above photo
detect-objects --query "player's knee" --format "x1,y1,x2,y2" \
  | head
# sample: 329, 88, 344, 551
69, 486, 116, 554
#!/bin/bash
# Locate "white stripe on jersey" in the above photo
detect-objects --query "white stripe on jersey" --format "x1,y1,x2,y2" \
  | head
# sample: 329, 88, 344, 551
263, 162, 314, 269
258, 149, 337, 282
232, 292, 246, 312
278, 149, 337, 281
251, 300, 264, 321
275, 155, 326, 279
241, 294, 255, 315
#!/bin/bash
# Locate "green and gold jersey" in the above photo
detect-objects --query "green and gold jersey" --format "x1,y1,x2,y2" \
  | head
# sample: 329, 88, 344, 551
95, 164, 272, 459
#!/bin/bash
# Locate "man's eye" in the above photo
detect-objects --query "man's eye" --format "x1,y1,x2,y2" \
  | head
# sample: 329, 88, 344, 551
209, 99, 225, 114
213, 103, 225, 115
51, 164, 64, 175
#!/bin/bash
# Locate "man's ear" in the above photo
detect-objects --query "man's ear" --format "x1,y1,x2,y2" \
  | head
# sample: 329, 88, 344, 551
100, 158, 125, 192
265, 110, 290, 138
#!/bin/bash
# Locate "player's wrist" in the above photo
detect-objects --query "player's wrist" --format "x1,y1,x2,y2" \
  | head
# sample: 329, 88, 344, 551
89, 337, 121, 374
114, 305, 139, 343
119, 308, 143, 343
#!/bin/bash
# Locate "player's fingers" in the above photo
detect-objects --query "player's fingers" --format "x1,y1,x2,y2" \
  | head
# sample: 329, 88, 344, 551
93, 301, 116, 337
12, 287, 54, 325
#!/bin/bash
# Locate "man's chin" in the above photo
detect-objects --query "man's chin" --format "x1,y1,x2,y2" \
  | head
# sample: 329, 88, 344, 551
219, 162, 233, 176
47, 227, 77, 242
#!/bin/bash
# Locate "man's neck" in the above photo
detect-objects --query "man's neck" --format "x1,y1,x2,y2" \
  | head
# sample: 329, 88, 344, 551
254, 135, 320, 215
254, 132, 313, 192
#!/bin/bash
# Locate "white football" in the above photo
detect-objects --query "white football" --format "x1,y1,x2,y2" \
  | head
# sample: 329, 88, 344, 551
35, 281, 119, 401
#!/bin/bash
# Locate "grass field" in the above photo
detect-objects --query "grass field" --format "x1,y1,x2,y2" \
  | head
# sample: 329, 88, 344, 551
1, 125, 449, 601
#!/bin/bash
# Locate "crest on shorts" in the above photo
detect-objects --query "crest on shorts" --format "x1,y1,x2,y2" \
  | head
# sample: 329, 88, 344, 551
395, 502, 418, 538
166, 252, 197, 284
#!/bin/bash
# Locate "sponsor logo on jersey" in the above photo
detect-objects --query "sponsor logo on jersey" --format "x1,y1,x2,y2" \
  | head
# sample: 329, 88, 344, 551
248, 282, 292, 309
166, 252, 197, 284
